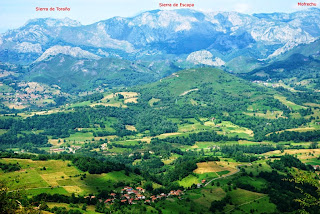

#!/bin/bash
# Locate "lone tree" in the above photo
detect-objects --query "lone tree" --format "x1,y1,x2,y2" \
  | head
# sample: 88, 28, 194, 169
309, 142, 318, 149
117, 93, 124, 100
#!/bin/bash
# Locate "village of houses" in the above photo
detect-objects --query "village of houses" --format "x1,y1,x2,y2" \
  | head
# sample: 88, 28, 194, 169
85, 186, 186, 206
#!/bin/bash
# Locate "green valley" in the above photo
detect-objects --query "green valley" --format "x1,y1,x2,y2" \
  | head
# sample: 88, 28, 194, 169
1, 66, 320, 214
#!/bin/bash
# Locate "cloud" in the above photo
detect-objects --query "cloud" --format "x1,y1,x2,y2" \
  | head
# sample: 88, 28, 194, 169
233, 3, 251, 13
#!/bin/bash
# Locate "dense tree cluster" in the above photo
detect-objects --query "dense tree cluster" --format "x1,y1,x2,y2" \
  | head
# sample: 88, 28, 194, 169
0, 150, 37, 159
274, 87, 320, 105
267, 130, 320, 142
0, 162, 20, 172
0, 151, 127, 175
148, 139, 184, 158
32, 193, 97, 205
209, 195, 232, 213
224, 113, 309, 141
258, 170, 318, 213
151, 130, 238, 146
164, 156, 198, 182
72, 156, 125, 174
0, 131, 48, 148
268, 154, 312, 172
0, 105, 181, 142
137, 157, 166, 174
78, 93, 104, 102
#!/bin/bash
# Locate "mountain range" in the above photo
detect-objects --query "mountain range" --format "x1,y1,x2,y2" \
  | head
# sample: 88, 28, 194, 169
1, 8, 320, 94
1, 8, 320, 65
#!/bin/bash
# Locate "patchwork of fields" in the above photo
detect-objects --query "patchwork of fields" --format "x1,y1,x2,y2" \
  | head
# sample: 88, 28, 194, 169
0, 158, 141, 196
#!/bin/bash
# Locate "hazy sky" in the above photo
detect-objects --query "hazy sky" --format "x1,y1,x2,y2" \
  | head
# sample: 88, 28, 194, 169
0, 0, 319, 33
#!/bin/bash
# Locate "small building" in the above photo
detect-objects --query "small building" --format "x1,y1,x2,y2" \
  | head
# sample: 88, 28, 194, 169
312, 165, 320, 171
104, 199, 113, 203
123, 194, 130, 199
145, 200, 151, 204
136, 194, 145, 200
136, 187, 145, 193
128, 198, 134, 204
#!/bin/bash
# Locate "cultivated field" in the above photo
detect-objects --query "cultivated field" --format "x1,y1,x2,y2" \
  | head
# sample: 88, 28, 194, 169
148, 98, 161, 106
274, 95, 306, 110
263, 149, 320, 164
244, 110, 284, 119
194, 161, 240, 177
0, 158, 141, 196
194, 187, 226, 208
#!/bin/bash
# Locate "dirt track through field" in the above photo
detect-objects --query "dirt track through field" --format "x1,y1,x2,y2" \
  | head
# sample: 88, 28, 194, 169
225, 195, 267, 213
204, 163, 251, 187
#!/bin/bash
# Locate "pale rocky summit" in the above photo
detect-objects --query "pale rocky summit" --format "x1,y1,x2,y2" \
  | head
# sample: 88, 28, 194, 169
35, 45, 101, 62
14, 42, 42, 54
187, 50, 225, 66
